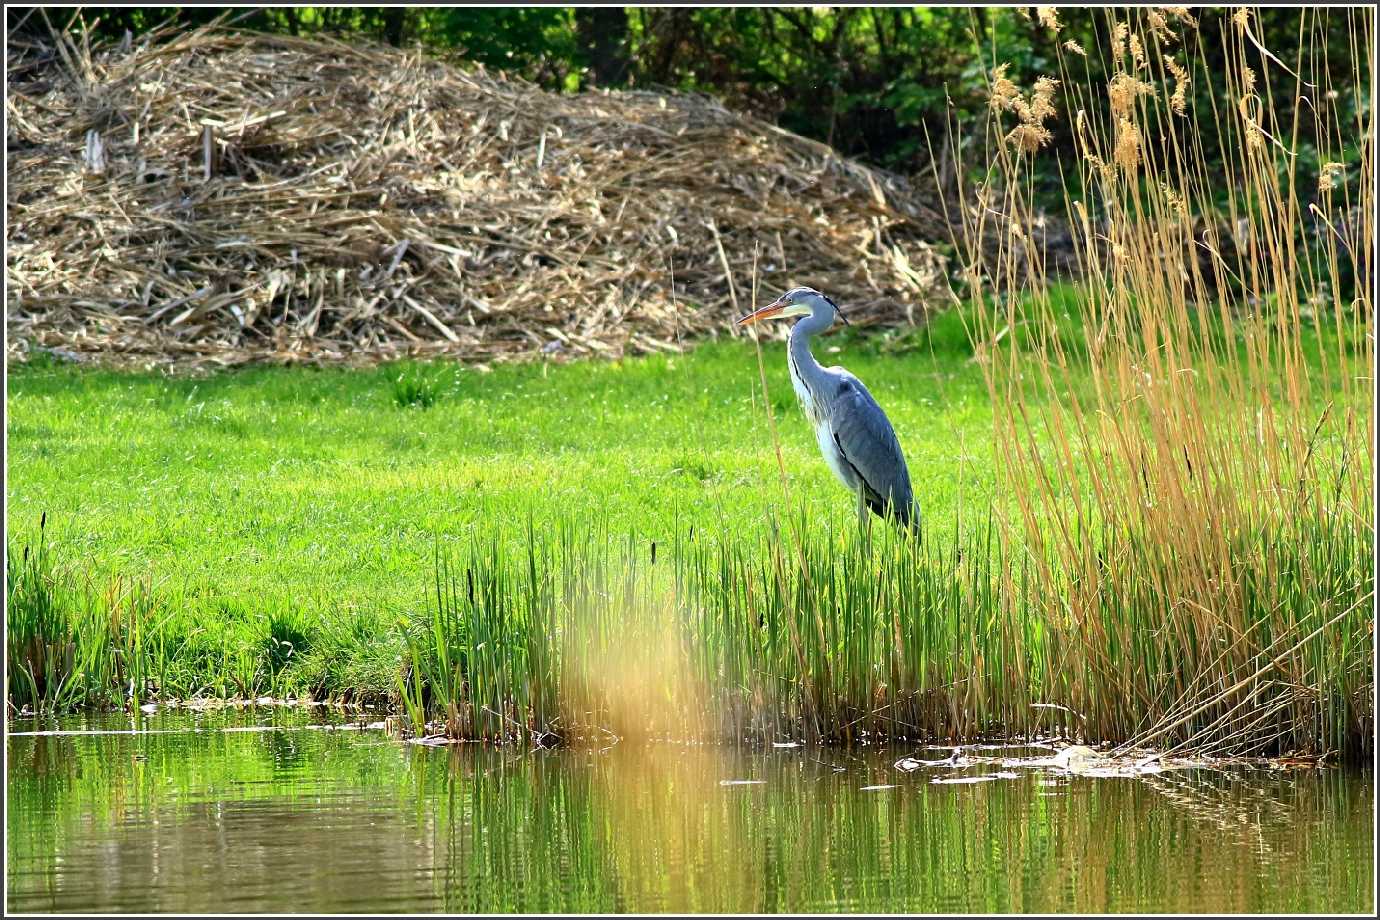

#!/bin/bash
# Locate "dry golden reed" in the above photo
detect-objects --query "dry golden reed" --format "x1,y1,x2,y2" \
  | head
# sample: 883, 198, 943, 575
1129, 33, 1147, 67
1165, 57, 1190, 115
1162, 7, 1196, 26
955, 7, 1373, 757
1146, 9, 1175, 44
991, 67, 1060, 155
1319, 161, 1345, 193
1108, 72, 1156, 116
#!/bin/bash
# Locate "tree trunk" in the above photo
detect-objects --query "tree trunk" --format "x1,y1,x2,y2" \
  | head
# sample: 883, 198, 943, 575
575, 8, 629, 87
382, 8, 407, 47
646, 9, 692, 85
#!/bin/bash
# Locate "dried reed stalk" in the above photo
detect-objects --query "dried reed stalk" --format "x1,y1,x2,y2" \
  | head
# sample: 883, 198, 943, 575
6, 26, 953, 369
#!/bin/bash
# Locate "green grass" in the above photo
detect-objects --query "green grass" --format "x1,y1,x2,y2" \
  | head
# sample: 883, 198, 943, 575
4, 319, 996, 703
5, 327, 991, 602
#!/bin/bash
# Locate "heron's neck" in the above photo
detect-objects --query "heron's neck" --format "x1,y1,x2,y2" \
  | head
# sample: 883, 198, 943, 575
788, 309, 833, 394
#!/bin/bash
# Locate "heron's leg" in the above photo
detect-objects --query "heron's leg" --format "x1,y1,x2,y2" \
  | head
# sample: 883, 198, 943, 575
856, 488, 873, 552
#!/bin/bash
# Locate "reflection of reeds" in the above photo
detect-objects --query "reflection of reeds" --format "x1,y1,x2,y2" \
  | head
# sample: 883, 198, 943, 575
398, 741, 1377, 912
8, 718, 1371, 912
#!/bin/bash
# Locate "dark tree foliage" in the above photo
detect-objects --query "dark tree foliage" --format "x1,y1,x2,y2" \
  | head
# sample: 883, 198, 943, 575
624, 7, 984, 169
17, 6, 1368, 212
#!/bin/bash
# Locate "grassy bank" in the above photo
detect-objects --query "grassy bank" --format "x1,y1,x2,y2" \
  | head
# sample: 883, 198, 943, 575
5, 319, 1001, 707
6, 307, 1371, 757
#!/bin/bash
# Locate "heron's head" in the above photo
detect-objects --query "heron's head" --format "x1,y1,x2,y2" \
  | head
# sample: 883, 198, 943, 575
735, 287, 849, 328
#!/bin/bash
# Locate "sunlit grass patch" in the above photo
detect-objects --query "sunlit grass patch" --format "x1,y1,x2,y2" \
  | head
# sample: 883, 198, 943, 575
388, 360, 460, 409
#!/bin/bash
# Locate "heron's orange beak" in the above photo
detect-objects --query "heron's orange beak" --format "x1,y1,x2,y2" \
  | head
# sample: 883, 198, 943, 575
735, 297, 788, 327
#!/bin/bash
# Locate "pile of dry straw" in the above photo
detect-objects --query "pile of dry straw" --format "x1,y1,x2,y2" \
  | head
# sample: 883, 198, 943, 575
7, 26, 954, 368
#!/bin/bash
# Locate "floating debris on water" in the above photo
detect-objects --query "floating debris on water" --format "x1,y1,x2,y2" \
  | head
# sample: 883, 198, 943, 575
895, 747, 972, 770
410, 735, 456, 747
932, 771, 1022, 785
998, 744, 1173, 777
1052, 745, 1101, 768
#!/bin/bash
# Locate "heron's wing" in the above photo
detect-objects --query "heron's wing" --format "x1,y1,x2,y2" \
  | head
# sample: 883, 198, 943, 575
826, 372, 916, 524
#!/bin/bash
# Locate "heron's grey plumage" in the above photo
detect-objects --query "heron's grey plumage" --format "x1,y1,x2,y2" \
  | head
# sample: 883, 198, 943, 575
743, 287, 918, 530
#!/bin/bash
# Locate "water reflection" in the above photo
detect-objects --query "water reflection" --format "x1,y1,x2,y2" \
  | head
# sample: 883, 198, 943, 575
6, 709, 1373, 913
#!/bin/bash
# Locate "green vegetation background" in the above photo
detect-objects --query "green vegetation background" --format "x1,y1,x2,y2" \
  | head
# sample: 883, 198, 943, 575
17, 6, 1365, 212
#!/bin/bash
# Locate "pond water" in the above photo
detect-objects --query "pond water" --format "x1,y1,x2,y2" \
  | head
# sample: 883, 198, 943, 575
5, 707, 1373, 914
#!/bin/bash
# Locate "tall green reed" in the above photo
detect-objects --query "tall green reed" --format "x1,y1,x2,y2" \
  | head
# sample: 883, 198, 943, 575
6, 514, 164, 712
392, 491, 1367, 758
10, 499, 1368, 757
396, 513, 1088, 748
6, 514, 331, 712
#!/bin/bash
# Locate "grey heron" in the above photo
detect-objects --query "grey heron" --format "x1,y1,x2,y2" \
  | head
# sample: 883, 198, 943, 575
737, 287, 919, 531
